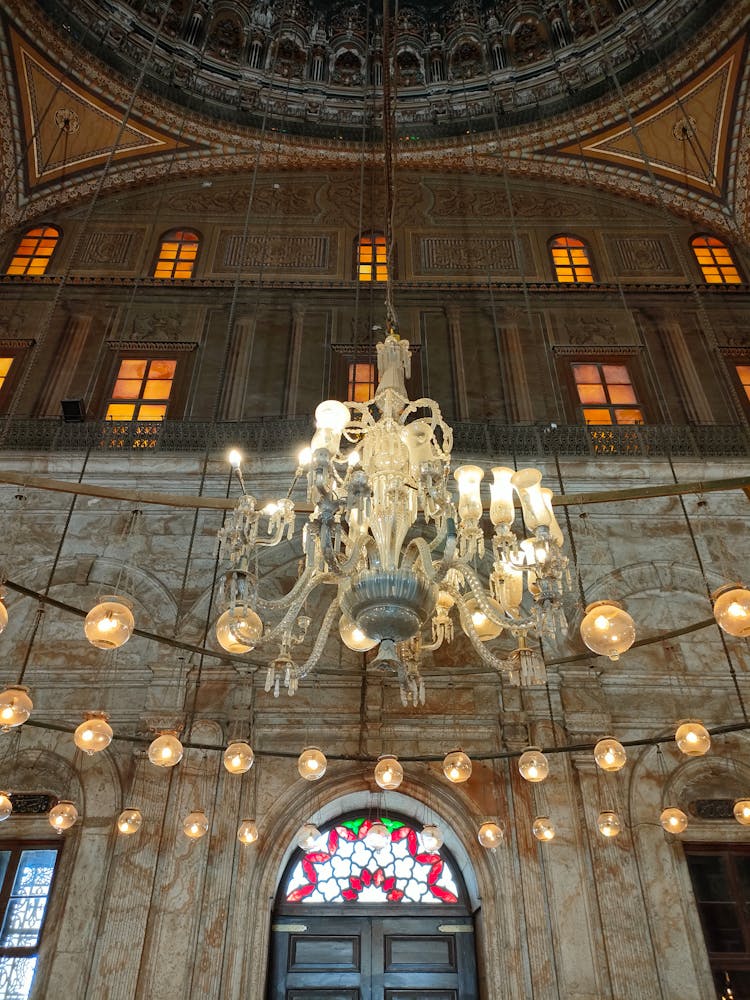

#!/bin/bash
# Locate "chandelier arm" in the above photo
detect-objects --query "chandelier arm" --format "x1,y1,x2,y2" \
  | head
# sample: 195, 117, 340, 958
400, 536, 439, 577
252, 565, 317, 613
458, 562, 513, 628
445, 585, 513, 676
294, 597, 341, 682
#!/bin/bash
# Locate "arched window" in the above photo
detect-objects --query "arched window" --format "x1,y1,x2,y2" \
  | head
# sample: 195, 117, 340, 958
284, 816, 460, 904
357, 232, 388, 282
153, 229, 199, 279
550, 235, 594, 283
690, 235, 741, 284
6, 226, 60, 276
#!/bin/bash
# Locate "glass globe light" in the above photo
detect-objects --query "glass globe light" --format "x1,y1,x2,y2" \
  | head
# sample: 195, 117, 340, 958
0, 792, 12, 822
0, 686, 32, 730
339, 616, 378, 652
597, 810, 621, 838
215, 609, 262, 654
148, 731, 183, 768
117, 808, 143, 835
223, 741, 254, 775
73, 714, 112, 755
675, 720, 711, 757
49, 800, 78, 833
443, 750, 472, 783
580, 601, 636, 661
593, 738, 627, 773
532, 816, 556, 842
0, 600, 8, 635
365, 821, 390, 850
733, 800, 750, 826
374, 755, 403, 790
183, 810, 209, 840
298, 747, 327, 781
464, 597, 504, 641
238, 819, 259, 845
660, 807, 688, 834
712, 584, 750, 638
477, 821, 504, 849
518, 747, 549, 783
297, 822, 321, 850
421, 824, 443, 851
84, 596, 134, 650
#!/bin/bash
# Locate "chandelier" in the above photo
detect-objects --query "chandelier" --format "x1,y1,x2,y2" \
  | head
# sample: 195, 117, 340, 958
216, 331, 570, 705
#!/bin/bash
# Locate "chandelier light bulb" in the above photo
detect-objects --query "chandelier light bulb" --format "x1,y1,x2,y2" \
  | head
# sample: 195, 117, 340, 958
0, 686, 32, 730
73, 714, 113, 755
365, 821, 390, 850
297, 446, 312, 467
593, 738, 627, 773
443, 750, 472, 783
117, 808, 143, 835
297, 822, 321, 850
597, 810, 621, 838
339, 616, 377, 652
0, 599, 7, 635
464, 597, 504, 641
84, 596, 134, 650
532, 816, 556, 842
733, 800, 750, 826
675, 720, 711, 757
580, 601, 636, 660
0, 792, 12, 822
49, 800, 78, 833
518, 747, 549, 783
215, 608, 263, 654
374, 754, 403, 790
712, 584, 750, 637
183, 810, 209, 840
421, 823, 443, 851
223, 741, 254, 775
478, 821, 504, 850
238, 819, 259, 845
148, 731, 183, 768
228, 449, 242, 469
298, 746, 327, 780
660, 807, 688, 834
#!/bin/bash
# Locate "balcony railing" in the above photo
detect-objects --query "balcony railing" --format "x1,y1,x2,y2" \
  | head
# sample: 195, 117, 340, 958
0, 419, 747, 460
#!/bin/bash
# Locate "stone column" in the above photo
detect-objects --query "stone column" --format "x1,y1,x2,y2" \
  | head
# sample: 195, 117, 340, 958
37, 312, 92, 417
283, 302, 306, 418
502, 320, 535, 422
220, 314, 256, 421
445, 304, 469, 421
660, 318, 714, 424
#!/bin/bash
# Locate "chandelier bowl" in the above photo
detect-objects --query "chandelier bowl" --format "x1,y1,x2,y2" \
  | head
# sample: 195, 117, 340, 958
339, 569, 438, 644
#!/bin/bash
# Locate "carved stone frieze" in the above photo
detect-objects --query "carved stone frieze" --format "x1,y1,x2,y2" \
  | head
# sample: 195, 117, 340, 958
552, 312, 638, 347
218, 232, 336, 271
77, 230, 138, 267
609, 235, 676, 274
417, 234, 531, 275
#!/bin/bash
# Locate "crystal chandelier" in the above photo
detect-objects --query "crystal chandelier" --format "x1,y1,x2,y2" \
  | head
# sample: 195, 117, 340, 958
216, 331, 569, 705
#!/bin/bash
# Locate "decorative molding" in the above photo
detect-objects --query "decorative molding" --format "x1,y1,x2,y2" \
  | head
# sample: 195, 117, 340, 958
78, 231, 136, 267
220, 233, 334, 271
553, 345, 640, 357
609, 236, 674, 274
418, 235, 530, 275
106, 340, 197, 352
0, 339, 35, 350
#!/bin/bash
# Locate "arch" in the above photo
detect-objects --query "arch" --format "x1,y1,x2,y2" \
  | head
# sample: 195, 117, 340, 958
153, 228, 200, 280
5, 225, 61, 276
549, 233, 594, 282
690, 233, 742, 284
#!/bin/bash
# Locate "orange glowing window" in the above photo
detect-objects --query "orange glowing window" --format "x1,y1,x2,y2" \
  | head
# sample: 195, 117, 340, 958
0, 358, 14, 393
347, 360, 376, 402
691, 235, 741, 284
572, 362, 644, 425
736, 365, 750, 403
105, 358, 176, 421
357, 233, 388, 282
153, 229, 199, 279
6, 226, 60, 276
550, 235, 594, 283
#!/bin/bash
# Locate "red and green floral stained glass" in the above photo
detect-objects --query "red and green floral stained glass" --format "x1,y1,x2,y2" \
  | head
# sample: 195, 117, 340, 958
285, 817, 459, 904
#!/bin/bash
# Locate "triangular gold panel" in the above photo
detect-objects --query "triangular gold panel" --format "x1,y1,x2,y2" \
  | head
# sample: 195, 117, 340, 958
9, 26, 191, 189
555, 35, 747, 198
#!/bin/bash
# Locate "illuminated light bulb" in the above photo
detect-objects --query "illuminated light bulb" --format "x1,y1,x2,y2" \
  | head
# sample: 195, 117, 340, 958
421, 824, 443, 851
518, 747, 549, 783
593, 738, 627, 773
49, 800, 78, 833
374, 754, 403, 790
478, 821, 504, 849
297, 822, 321, 850
597, 810, 621, 838
223, 741, 254, 775
580, 601, 635, 660
298, 747, 327, 781
347, 450, 360, 467
675, 721, 711, 757
215, 608, 263, 654
238, 819, 259, 844
117, 808, 143, 835
0, 686, 32, 730
73, 714, 112, 755
84, 597, 134, 650
712, 584, 750, 638
660, 807, 688, 834
442, 750, 472, 783
183, 810, 209, 840
147, 731, 183, 768
262, 502, 279, 516
532, 816, 556, 842
339, 615, 377, 652
0, 792, 12, 822
228, 449, 242, 469
733, 800, 750, 826
0, 600, 8, 635
463, 597, 504, 641
365, 821, 390, 849
298, 446, 312, 467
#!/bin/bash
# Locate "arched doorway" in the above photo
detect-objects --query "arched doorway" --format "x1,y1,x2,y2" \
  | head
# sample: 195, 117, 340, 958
268, 812, 479, 999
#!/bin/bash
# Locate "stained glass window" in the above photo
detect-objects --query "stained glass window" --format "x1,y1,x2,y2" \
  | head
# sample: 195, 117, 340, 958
285, 817, 459, 904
